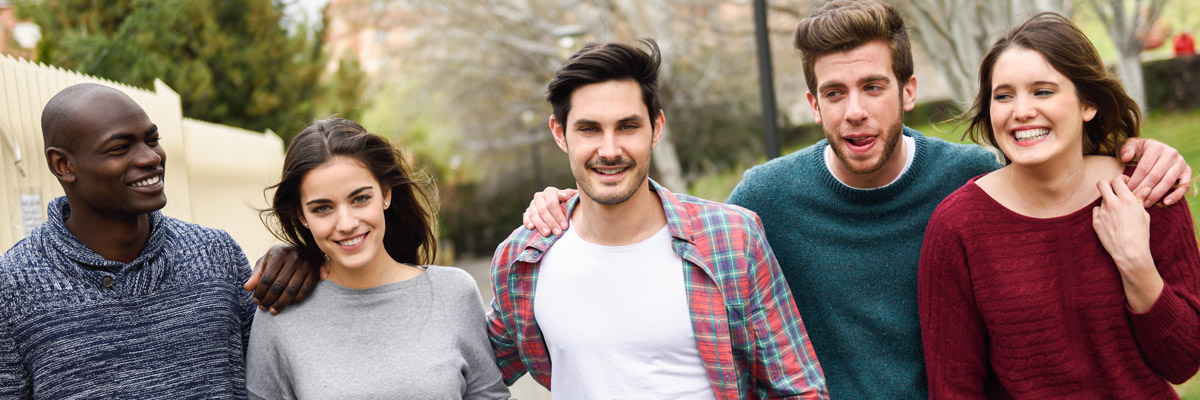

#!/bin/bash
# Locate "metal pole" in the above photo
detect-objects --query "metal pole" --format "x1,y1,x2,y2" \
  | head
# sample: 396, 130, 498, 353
753, 0, 781, 159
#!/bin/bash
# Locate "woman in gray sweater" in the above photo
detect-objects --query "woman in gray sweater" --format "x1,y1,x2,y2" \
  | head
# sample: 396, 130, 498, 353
247, 118, 509, 399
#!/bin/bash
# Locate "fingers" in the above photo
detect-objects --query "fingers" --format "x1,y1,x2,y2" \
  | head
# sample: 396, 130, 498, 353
1142, 160, 1184, 207
256, 249, 300, 310
1119, 137, 1145, 164
557, 188, 578, 201
268, 262, 313, 314
292, 269, 320, 304
244, 256, 265, 291
1097, 176, 1118, 204
1125, 139, 1162, 192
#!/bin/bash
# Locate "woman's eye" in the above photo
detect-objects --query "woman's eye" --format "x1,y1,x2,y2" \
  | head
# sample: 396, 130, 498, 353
1035, 89, 1055, 96
353, 195, 371, 204
993, 93, 1012, 101
311, 205, 331, 214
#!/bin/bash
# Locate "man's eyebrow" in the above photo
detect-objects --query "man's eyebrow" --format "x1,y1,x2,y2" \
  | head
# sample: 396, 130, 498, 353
616, 115, 642, 125
859, 74, 890, 85
817, 81, 847, 93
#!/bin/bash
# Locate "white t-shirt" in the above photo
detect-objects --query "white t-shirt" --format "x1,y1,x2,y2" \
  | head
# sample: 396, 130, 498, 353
824, 134, 916, 189
534, 225, 717, 400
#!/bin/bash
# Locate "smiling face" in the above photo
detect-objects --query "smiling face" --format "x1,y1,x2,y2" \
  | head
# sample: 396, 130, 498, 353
299, 156, 393, 272
551, 79, 663, 206
988, 46, 1096, 167
806, 40, 916, 187
59, 90, 166, 218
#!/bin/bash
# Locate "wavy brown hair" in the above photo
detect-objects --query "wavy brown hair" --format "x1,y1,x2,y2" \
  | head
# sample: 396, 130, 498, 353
261, 118, 436, 267
964, 12, 1140, 158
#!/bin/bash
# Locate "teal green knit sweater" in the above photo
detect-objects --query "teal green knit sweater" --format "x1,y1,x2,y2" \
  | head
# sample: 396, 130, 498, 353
727, 128, 999, 399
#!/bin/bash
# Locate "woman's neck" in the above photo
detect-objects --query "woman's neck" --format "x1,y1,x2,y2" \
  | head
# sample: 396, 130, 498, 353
326, 254, 423, 289
980, 155, 1123, 218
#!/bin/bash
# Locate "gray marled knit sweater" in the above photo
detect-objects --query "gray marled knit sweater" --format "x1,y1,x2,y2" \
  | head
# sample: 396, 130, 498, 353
0, 196, 255, 399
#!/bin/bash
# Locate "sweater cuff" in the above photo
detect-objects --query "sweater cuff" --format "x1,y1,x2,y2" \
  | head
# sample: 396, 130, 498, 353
1128, 282, 1187, 334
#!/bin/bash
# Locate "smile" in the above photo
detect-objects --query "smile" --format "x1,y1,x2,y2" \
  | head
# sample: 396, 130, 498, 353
336, 234, 366, 247
129, 175, 161, 187
594, 167, 627, 175
1014, 128, 1049, 143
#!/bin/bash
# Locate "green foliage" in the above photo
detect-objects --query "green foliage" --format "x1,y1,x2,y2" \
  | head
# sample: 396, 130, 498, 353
16, 0, 365, 141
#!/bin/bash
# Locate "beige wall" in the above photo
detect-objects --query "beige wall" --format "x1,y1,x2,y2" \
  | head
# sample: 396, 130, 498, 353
0, 54, 283, 261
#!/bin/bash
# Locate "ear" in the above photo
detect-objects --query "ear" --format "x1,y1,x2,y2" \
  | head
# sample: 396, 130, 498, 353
1082, 103, 1097, 122
382, 188, 393, 210
298, 213, 308, 228
651, 110, 666, 148
901, 76, 918, 112
45, 147, 75, 184
549, 115, 568, 153
806, 92, 823, 124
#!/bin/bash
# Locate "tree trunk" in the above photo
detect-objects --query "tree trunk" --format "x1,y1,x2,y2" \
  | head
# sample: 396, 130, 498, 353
1115, 52, 1148, 115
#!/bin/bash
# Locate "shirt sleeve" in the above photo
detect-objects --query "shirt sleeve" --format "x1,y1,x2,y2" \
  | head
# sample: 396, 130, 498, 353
1127, 199, 1200, 384
0, 311, 31, 398
745, 214, 829, 400
919, 206, 988, 399
486, 244, 528, 385
459, 272, 512, 400
245, 308, 294, 399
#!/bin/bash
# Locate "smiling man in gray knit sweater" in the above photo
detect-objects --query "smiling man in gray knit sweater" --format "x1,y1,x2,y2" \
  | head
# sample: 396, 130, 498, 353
523, 1, 1191, 398
0, 83, 255, 398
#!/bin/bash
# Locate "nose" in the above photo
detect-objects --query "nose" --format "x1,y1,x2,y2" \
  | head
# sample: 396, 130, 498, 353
132, 142, 164, 168
597, 130, 621, 160
844, 91, 868, 123
1013, 95, 1037, 121
334, 208, 360, 233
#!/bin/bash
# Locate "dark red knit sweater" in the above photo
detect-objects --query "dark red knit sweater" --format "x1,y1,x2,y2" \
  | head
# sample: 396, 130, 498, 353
919, 176, 1200, 399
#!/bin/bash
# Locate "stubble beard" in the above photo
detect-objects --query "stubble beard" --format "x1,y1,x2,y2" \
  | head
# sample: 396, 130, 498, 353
575, 157, 647, 205
828, 117, 904, 175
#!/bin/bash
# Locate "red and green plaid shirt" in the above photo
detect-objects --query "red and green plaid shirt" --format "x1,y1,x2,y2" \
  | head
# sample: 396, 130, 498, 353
487, 180, 828, 400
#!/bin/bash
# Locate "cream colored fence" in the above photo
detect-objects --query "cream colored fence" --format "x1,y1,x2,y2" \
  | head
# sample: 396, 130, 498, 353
0, 55, 284, 259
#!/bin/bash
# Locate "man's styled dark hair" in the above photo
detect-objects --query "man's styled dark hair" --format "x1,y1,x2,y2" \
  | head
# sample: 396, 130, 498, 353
793, 0, 913, 98
262, 118, 437, 267
546, 38, 663, 133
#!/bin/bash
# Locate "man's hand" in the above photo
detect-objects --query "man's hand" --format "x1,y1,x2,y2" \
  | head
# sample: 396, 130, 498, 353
243, 244, 324, 314
1120, 137, 1193, 207
522, 187, 577, 237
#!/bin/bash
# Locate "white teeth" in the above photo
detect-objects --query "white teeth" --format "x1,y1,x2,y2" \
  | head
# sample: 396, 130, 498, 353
337, 235, 364, 246
595, 168, 626, 175
1015, 128, 1050, 142
130, 176, 161, 187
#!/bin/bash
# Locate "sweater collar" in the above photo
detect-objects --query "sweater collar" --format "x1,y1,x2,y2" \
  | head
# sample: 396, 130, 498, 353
41, 196, 167, 277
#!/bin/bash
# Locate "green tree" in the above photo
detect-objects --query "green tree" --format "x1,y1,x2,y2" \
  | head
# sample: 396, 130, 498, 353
18, 0, 362, 141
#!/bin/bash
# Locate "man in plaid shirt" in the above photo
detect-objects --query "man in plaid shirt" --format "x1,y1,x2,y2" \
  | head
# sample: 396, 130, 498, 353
487, 39, 827, 399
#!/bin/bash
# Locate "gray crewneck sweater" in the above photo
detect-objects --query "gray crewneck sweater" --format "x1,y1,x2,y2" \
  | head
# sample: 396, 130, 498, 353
246, 265, 509, 399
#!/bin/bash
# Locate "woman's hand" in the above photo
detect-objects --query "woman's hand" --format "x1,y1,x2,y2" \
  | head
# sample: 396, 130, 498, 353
1093, 175, 1164, 313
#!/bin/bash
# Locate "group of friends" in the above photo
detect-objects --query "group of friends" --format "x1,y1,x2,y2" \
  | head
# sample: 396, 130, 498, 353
1, 1, 1198, 399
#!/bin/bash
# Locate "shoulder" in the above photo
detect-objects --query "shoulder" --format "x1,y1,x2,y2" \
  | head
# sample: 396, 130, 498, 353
927, 180, 991, 231
0, 234, 49, 293
424, 266, 487, 315
158, 216, 250, 278
731, 143, 823, 204
677, 193, 762, 226
426, 266, 478, 293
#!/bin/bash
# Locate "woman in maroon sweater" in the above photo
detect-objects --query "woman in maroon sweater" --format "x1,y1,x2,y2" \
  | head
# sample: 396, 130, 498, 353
918, 12, 1200, 399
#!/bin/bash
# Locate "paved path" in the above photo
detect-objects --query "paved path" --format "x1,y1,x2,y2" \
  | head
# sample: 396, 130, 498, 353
457, 257, 550, 400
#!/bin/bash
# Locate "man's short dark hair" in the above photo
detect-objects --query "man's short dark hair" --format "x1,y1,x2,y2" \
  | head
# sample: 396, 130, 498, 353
546, 38, 663, 133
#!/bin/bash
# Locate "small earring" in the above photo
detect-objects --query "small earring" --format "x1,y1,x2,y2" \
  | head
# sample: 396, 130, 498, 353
384, 202, 390, 208
301, 220, 308, 228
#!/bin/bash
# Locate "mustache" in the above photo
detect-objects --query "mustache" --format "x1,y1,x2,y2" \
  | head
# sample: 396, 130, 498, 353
585, 157, 635, 169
